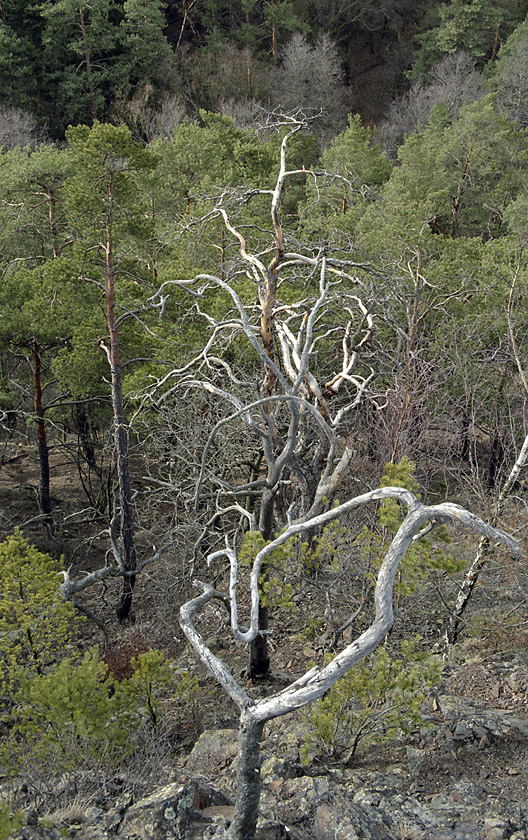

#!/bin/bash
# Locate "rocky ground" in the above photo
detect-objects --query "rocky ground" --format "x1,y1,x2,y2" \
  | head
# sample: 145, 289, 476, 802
6, 650, 528, 840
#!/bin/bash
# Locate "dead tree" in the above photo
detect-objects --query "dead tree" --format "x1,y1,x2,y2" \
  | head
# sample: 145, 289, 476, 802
445, 430, 528, 645
180, 486, 521, 840
59, 529, 164, 633
446, 259, 528, 645
147, 114, 379, 676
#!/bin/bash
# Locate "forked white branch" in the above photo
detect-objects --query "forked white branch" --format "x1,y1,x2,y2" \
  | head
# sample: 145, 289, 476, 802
179, 484, 521, 839
180, 485, 521, 716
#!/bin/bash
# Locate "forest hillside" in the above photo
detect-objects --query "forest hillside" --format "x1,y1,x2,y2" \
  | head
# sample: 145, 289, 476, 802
2, 2, 528, 839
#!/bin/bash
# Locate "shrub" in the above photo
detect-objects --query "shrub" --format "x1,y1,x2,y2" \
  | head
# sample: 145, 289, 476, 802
14, 648, 135, 771
5, 646, 198, 776
0, 801, 21, 840
0, 529, 78, 697
0, 532, 200, 782
304, 637, 441, 764
120, 649, 175, 726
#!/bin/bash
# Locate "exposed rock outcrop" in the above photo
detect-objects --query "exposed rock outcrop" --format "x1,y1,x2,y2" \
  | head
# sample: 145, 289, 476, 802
7, 684, 528, 840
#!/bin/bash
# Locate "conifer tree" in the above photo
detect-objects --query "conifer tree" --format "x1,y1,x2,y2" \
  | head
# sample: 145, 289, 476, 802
121, 0, 176, 93
41, 0, 125, 130
59, 122, 157, 620
0, 530, 76, 695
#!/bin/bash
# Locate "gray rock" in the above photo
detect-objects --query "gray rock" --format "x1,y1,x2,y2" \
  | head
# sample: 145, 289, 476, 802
438, 696, 528, 738
184, 730, 239, 779
312, 799, 395, 840
406, 746, 427, 773
9, 829, 64, 840
453, 720, 474, 740
261, 755, 297, 783
77, 826, 114, 840
117, 783, 196, 840
484, 818, 509, 840
283, 775, 331, 808
84, 807, 106, 824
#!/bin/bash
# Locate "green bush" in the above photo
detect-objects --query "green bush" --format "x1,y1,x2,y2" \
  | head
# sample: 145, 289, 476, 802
304, 637, 441, 764
4, 646, 196, 775
0, 801, 21, 840
0, 529, 78, 696
0, 530, 197, 777
120, 649, 175, 726
16, 648, 135, 769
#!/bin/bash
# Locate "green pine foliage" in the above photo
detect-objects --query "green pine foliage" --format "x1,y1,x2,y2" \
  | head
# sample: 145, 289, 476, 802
0, 530, 196, 776
4, 644, 193, 774
359, 95, 528, 258
355, 458, 463, 596
120, 0, 177, 94
299, 114, 392, 246
0, 530, 78, 696
0, 0, 43, 116
298, 517, 350, 575
0, 802, 22, 840
239, 530, 295, 609
17, 648, 136, 770
120, 649, 178, 726
305, 636, 441, 764
409, 0, 527, 80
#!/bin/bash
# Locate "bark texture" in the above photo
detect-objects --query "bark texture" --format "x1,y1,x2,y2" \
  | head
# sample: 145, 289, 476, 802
228, 715, 265, 840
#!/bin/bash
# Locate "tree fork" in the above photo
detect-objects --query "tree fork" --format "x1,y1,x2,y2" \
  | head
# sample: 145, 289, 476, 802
180, 488, 521, 840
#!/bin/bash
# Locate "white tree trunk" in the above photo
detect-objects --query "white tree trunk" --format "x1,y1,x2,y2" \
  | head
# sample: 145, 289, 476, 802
179, 487, 521, 840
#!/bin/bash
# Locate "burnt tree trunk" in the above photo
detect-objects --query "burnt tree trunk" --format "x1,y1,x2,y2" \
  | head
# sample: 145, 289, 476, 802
32, 340, 51, 517
75, 403, 97, 472
249, 489, 274, 679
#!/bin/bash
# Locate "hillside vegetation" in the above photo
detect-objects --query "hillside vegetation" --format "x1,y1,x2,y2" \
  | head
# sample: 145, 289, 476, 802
2, 1, 528, 837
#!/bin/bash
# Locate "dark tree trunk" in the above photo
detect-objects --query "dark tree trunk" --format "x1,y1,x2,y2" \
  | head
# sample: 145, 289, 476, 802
106, 175, 137, 622
229, 714, 265, 840
75, 403, 97, 472
109, 309, 137, 622
487, 363, 508, 490
487, 428, 504, 490
249, 609, 270, 679
79, 6, 98, 123
460, 405, 471, 462
32, 341, 51, 517
249, 489, 274, 678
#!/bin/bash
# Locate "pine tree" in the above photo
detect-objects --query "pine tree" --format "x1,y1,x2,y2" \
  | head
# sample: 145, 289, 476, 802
0, 530, 76, 695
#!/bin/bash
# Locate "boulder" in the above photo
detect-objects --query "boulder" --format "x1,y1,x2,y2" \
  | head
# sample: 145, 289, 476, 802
116, 783, 196, 839
184, 730, 239, 780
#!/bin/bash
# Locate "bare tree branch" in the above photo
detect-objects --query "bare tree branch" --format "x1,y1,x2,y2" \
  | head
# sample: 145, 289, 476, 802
179, 485, 520, 840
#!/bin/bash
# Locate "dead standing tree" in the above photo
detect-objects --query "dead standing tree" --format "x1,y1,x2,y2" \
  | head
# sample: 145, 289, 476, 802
142, 117, 522, 839
445, 253, 528, 645
148, 114, 377, 677
180, 487, 521, 840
